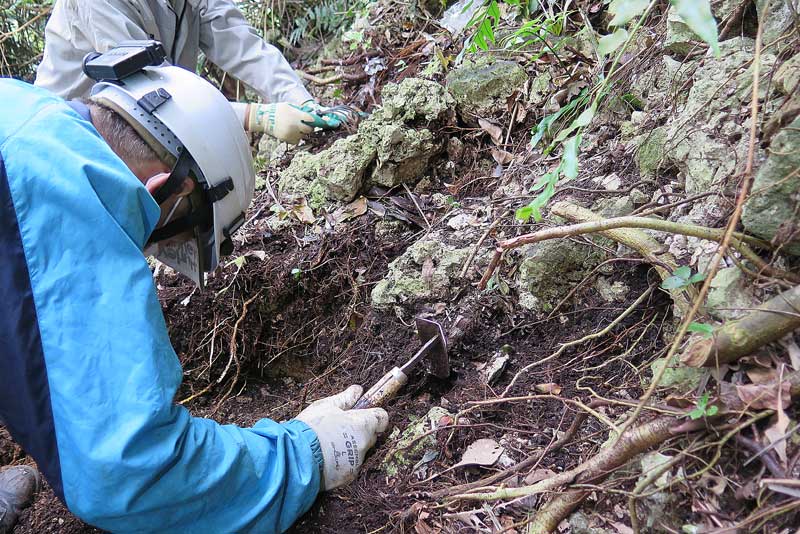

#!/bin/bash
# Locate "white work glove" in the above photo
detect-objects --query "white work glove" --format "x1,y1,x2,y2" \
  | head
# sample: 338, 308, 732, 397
295, 385, 389, 490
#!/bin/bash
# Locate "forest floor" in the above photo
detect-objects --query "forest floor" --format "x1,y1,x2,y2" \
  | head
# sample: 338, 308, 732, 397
4, 1, 800, 533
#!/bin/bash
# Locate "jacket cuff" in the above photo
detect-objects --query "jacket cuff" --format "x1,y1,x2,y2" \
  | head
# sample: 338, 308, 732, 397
285, 420, 324, 476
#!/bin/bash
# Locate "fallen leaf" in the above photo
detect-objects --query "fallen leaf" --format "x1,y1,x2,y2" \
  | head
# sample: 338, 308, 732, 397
610, 522, 634, 534
332, 196, 368, 224
780, 335, 800, 371
735, 381, 791, 410
524, 468, 557, 485
490, 147, 513, 165
454, 438, 504, 468
290, 198, 315, 224
478, 117, 503, 145
745, 366, 777, 384
765, 410, 791, 464
535, 383, 563, 395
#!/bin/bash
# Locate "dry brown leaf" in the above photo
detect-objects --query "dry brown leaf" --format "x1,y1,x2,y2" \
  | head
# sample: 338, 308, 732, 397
290, 198, 315, 224
765, 409, 791, 465
535, 383, 562, 395
610, 523, 634, 534
735, 381, 791, 410
478, 117, 503, 145
491, 147, 514, 165
745, 366, 777, 385
332, 196, 368, 224
454, 438, 504, 468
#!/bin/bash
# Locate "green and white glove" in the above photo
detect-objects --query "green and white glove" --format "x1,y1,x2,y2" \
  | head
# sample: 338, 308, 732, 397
248, 102, 318, 144
295, 385, 389, 490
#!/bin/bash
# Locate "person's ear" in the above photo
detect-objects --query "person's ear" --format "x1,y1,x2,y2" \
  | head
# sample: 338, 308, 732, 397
145, 173, 170, 196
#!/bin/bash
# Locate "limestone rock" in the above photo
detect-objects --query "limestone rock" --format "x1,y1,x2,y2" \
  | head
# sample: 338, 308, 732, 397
371, 235, 487, 307
776, 53, 800, 95
757, 0, 800, 45
516, 240, 605, 312
665, 6, 701, 57
634, 126, 669, 179
707, 267, 760, 320
380, 77, 454, 122
592, 195, 635, 218
650, 355, 704, 391
446, 57, 528, 120
279, 77, 449, 207
743, 116, 800, 255
654, 39, 775, 193
528, 70, 552, 107
382, 406, 452, 477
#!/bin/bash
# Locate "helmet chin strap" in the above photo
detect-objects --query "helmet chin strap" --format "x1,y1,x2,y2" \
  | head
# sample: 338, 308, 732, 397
146, 149, 212, 245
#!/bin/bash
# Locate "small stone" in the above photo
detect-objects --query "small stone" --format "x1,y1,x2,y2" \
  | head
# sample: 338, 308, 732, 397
447, 213, 479, 230
482, 354, 509, 384
591, 173, 621, 191
383, 406, 453, 477
595, 277, 629, 303
629, 188, 649, 205
706, 267, 759, 320
649, 356, 704, 392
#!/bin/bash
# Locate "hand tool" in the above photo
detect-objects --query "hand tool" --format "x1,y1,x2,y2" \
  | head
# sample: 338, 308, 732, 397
353, 317, 449, 409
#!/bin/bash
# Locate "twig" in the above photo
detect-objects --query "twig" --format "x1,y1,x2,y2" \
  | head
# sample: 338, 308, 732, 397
460, 212, 508, 278
501, 286, 653, 397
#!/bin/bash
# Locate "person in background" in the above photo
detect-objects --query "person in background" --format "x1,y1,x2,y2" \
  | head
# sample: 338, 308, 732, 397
35, 0, 344, 144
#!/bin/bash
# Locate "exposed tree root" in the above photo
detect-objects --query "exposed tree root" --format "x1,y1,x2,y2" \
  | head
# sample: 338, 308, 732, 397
682, 284, 800, 367
450, 416, 683, 503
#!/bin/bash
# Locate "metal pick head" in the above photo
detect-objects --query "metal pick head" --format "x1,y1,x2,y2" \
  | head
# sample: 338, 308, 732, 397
415, 317, 449, 379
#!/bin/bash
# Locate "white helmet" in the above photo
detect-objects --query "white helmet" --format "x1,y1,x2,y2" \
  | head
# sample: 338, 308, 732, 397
86, 43, 255, 287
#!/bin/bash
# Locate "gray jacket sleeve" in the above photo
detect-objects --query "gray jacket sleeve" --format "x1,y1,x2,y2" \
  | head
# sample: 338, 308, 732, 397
198, 0, 312, 105
35, 0, 151, 100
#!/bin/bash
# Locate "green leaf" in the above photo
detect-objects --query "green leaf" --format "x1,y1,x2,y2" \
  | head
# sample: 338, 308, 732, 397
706, 405, 718, 416
553, 103, 596, 144
562, 135, 581, 180
515, 205, 534, 222
687, 322, 714, 338
688, 407, 704, 420
661, 276, 688, 290
608, 0, 649, 26
673, 266, 692, 279
598, 28, 629, 56
688, 272, 707, 284
671, 0, 720, 57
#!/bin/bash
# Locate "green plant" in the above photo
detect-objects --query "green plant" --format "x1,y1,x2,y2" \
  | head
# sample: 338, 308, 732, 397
291, 268, 302, 280
660, 266, 706, 290
287, 0, 371, 46
688, 392, 718, 420
516, 0, 720, 223
0, 0, 53, 80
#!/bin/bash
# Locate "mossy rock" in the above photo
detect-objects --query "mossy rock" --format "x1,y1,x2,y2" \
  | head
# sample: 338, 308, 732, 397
446, 57, 528, 119
742, 116, 800, 255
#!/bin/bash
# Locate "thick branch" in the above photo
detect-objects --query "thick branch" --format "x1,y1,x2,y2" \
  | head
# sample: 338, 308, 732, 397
682, 284, 800, 367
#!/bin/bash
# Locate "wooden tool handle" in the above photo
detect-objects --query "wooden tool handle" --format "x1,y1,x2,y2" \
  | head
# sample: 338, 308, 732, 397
353, 367, 409, 409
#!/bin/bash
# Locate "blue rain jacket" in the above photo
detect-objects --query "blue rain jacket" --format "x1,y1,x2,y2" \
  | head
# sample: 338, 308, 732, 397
0, 79, 322, 533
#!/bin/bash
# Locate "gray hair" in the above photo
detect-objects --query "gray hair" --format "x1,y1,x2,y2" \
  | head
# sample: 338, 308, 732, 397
84, 100, 161, 165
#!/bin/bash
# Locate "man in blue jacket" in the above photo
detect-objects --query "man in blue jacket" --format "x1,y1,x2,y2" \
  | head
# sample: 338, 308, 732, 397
0, 45, 388, 533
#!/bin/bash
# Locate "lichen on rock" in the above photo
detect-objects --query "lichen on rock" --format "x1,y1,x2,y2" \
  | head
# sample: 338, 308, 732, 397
742, 116, 800, 255
371, 234, 487, 307
382, 406, 452, 477
446, 55, 528, 120
279, 77, 450, 208
516, 240, 606, 312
